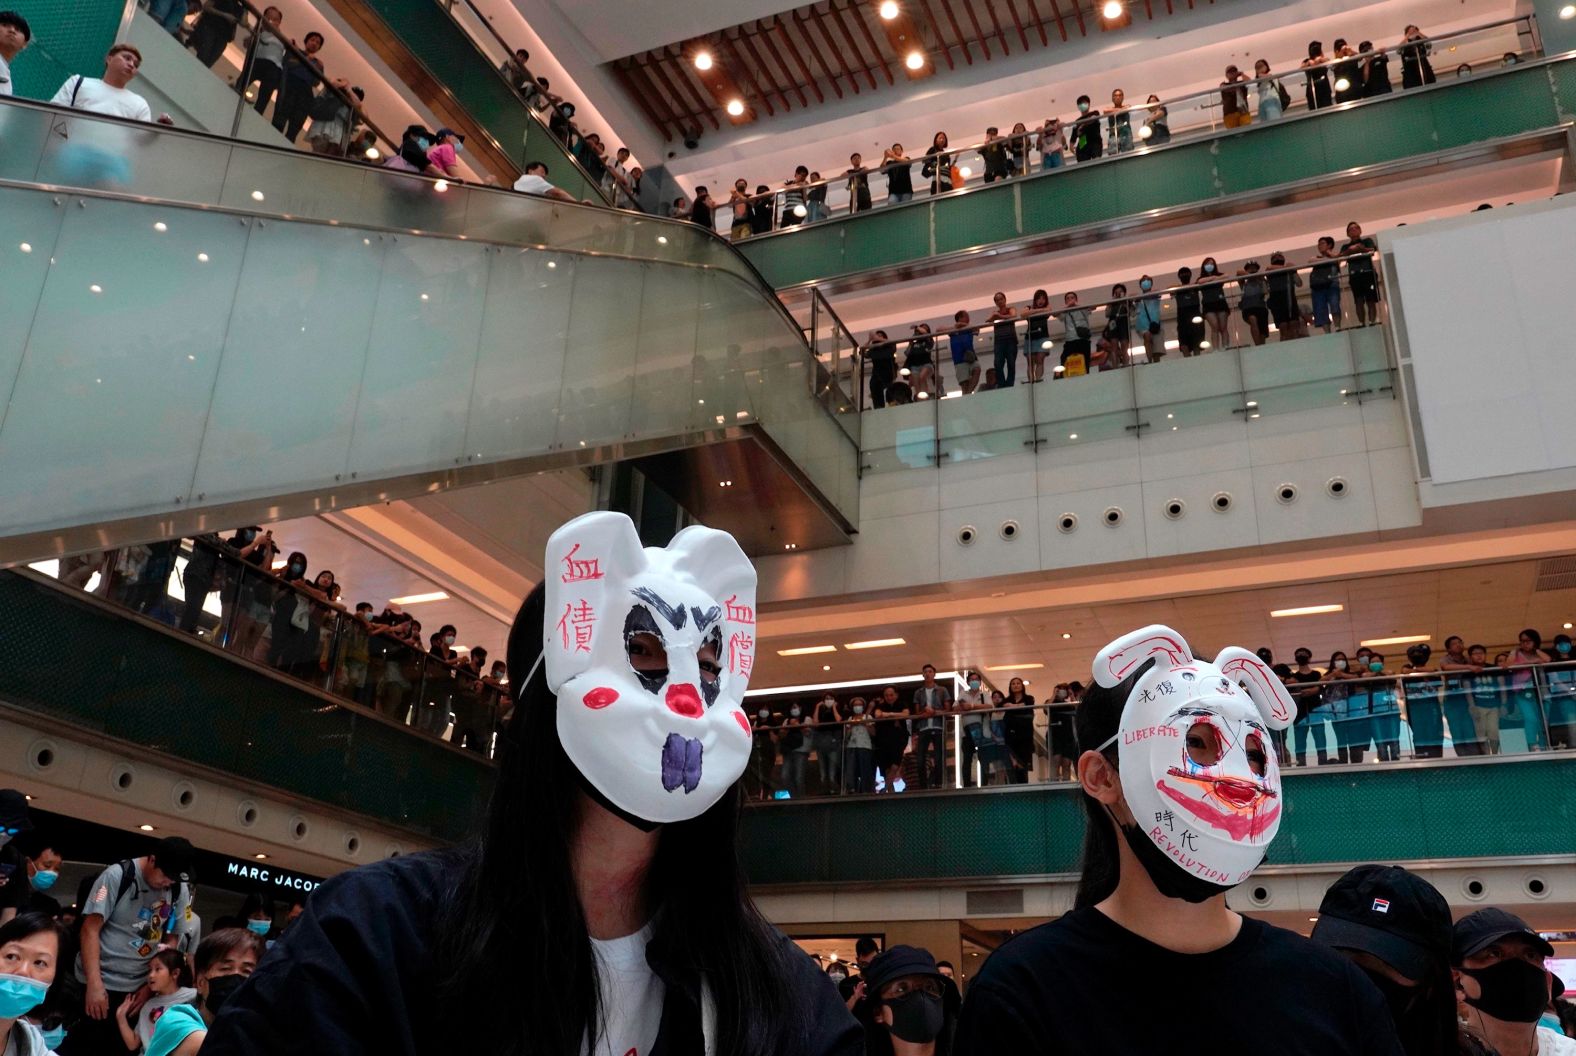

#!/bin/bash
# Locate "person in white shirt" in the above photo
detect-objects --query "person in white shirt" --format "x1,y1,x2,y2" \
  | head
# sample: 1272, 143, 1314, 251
512, 160, 577, 203
0, 10, 31, 98
50, 43, 171, 124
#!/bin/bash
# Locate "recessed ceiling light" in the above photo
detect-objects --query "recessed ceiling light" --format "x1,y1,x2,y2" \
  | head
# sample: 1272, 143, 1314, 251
984, 662, 1044, 671
783, 542, 798, 551
822, 664, 832, 671
1101, 0, 1123, 17
880, 0, 900, 18
905, 50, 924, 70
139, 824, 155, 831
388, 591, 449, 605
725, 99, 745, 117
1068, 433, 1078, 440
844, 638, 906, 650
1565, 622, 1573, 630
254, 853, 269, 860
1359, 634, 1431, 647
1562, 3, 1576, 18
1271, 604, 1344, 617
196, 252, 209, 263
777, 645, 836, 656
89, 284, 103, 294
693, 50, 713, 71
1061, 632, 1071, 639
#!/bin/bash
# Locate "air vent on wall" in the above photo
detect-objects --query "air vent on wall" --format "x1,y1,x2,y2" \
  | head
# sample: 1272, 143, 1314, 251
965, 888, 1025, 916
1534, 556, 1576, 592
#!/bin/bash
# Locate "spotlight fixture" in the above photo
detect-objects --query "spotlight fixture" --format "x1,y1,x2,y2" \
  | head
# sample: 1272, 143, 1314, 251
1563, 4, 1576, 18
694, 50, 714, 71
905, 50, 925, 70
879, 0, 900, 19
1101, 0, 1124, 18
725, 98, 745, 117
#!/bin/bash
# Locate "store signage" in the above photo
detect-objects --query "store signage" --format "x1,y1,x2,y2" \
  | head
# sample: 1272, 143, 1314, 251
221, 858, 321, 892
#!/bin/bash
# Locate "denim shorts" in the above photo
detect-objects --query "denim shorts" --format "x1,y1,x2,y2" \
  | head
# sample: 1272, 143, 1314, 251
1042, 154, 1063, 171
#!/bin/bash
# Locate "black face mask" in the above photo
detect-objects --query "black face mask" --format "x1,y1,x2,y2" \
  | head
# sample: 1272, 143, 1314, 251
1461, 959, 1551, 1023
205, 973, 248, 1014
1112, 807, 1241, 903
886, 992, 944, 1044
1361, 966, 1422, 1025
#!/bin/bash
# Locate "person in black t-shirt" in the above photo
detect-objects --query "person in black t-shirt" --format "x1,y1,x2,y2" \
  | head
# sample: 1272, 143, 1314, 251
845, 153, 872, 213
688, 185, 715, 231
954, 624, 1404, 1056
1070, 96, 1102, 162
1287, 647, 1330, 766
881, 144, 914, 204
872, 686, 913, 793
863, 330, 898, 410
1340, 220, 1381, 326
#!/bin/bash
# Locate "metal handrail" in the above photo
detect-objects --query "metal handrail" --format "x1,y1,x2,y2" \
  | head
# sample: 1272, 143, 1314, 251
718, 14, 1536, 231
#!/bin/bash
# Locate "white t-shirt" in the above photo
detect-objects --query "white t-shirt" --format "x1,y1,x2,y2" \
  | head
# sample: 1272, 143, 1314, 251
584, 923, 663, 1056
0, 54, 13, 97
50, 76, 153, 122
1540, 1026, 1576, 1055
513, 172, 557, 197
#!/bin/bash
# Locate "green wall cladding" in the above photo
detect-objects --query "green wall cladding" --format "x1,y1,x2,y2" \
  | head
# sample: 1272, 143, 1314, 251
4, 0, 124, 101
740, 756, 1576, 885
738, 59, 1575, 289
0, 572, 493, 842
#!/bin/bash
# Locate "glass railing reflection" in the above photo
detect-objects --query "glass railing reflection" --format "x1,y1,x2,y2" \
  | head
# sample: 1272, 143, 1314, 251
35, 539, 507, 758
743, 665, 1576, 803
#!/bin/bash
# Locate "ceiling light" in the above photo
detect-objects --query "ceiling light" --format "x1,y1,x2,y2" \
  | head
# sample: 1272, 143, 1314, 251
1565, 622, 1573, 630
139, 824, 155, 831
388, 591, 449, 605
778, 645, 836, 656
196, 252, 209, 263
905, 50, 924, 70
719, 479, 733, 487
725, 98, 745, 117
783, 543, 798, 551
254, 852, 269, 859
1271, 604, 1344, 618
1101, 0, 1123, 17
985, 662, 1044, 671
89, 284, 103, 294
844, 638, 906, 650
1061, 632, 1071, 639
880, 0, 900, 19
18, 242, 31, 253
1359, 634, 1431, 647
694, 50, 713, 71
1563, 3, 1576, 18
822, 664, 832, 671
657, 235, 668, 244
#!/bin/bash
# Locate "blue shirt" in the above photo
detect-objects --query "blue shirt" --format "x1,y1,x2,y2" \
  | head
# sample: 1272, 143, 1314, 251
950, 330, 975, 364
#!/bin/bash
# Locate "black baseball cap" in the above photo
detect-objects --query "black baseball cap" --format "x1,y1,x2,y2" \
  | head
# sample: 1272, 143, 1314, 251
1312, 864, 1451, 982
1452, 907, 1555, 962
862, 945, 943, 995
0, 789, 34, 833
151, 836, 196, 883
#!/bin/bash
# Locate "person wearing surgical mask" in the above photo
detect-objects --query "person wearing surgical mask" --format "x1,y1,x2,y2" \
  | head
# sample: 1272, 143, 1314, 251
1546, 634, 1576, 749
957, 673, 988, 788
425, 128, 466, 180
1453, 908, 1573, 1056
1070, 94, 1102, 162
237, 892, 276, 942
202, 513, 861, 1056
865, 947, 949, 1056
1134, 275, 1163, 362
812, 694, 844, 793
844, 696, 876, 794
0, 911, 67, 1056
954, 625, 1403, 1056
192, 928, 264, 1027
22, 841, 62, 917
1323, 650, 1364, 763
780, 702, 812, 798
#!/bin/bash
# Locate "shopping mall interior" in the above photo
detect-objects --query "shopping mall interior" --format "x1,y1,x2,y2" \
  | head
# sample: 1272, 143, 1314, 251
2, 0, 1576, 1048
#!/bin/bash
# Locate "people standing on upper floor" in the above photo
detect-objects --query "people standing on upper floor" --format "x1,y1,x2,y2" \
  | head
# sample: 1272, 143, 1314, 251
1453, 908, 1574, 1056
1340, 220, 1381, 326
953, 626, 1403, 1056
1506, 628, 1553, 751
687, 185, 714, 231
812, 692, 843, 794
52, 43, 170, 124
1360, 41, 1393, 96
1365, 652, 1403, 762
187, 0, 245, 69
1304, 40, 1334, 110
782, 165, 809, 227
1401, 25, 1436, 88
1037, 116, 1066, 169
1106, 89, 1133, 152
981, 126, 1011, 183
1287, 647, 1330, 766
949, 310, 980, 394
1236, 260, 1269, 346
882, 144, 914, 204
1173, 266, 1205, 357
905, 323, 938, 398
1196, 256, 1231, 350
872, 685, 913, 793
922, 132, 953, 195
1001, 677, 1035, 785
1332, 39, 1362, 103
1322, 649, 1361, 763
573, 132, 608, 187
746, 704, 778, 800
425, 128, 466, 180
1025, 289, 1053, 381
1219, 65, 1251, 129
0, 11, 31, 97
1254, 58, 1289, 121
845, 153, 872, 213
1100, 283, 1131, 369
779, 702, 811, 799
956, 672, 987, 788
1465, 643, 1504, 755
1057, 292, 1092, 374
1007, 121, 1030, 174
749, 184, 774, 234
1070, 96, 1102, 162
1438, 636, 1483, 756
844, 695, 876, 794
1139, 94, 1169, 144
273, 30, 325, 142
807, 171, 828, 221
863, 330, 898, 411
988, 291, 1019, 388
912, 665, 951, 790
1265, 251, 1306, 341
498, 47, 531, 93
1045, 682, 1076, 782
1309, 236, 1344, 333
1546, 633, 1576, 749
1398, 644, 1443, 758
728, 179, 753, 240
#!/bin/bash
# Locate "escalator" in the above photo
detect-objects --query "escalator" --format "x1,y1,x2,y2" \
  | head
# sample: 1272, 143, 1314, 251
0, 96, 858, 564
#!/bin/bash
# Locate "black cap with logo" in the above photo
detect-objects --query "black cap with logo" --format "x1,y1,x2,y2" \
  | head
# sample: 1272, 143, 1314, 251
1312, 864, 1452, 981
152, 836, 197, 884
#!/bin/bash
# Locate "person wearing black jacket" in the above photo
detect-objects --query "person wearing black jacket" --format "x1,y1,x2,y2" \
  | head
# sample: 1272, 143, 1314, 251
203, 513, 861, 1056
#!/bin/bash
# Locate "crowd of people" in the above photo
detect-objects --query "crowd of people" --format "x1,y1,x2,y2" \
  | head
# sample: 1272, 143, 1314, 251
678, 22, 1507, 236
52, 531, 509, 755
850, 224, 1381, 407
742, 631, 1576, 801
0, 791, 303, 1056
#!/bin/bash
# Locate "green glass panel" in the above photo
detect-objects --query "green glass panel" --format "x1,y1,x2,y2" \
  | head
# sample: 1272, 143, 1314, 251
1430, 70, 1562, 149
4, 0, 122, 101
740, 223, 845, 288
1020, 165, 1122, 231
934, 182, 1017, 254
1114, 146, 1220, 212
840, 207, 928, 274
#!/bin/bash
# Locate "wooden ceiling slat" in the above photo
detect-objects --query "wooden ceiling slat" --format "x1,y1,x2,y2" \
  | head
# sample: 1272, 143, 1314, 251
935, 0, 976, 63
843, 0, 896, 86
646, 51, 721, 131
755, 19, 814, 106
960, 0, 994, 59
1070, 0, 1086, 34
793, 9, 853, 95
1001, 0, 1033, 50
613, 62, 678, 139
629, 57, 696, 133
1043, 0, 1069, 40
981, 0, 1013, 54
1020, 0, 1050, 46
915, 0, 957, 68
774, 15, 829, 101
722, 30, 783, 115
809, 5, 866, 93
825, 2, 880, 90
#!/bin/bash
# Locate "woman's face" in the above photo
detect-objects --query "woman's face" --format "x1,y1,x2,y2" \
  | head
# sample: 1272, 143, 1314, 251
1255, 60, 1269, 76
935, 132, 948, 148
1009, 678, 1025, 694
315, 572, 333, 589
1033, 291, 1048, 308
1011, 122, 1026, 134
0, 929, 57, 987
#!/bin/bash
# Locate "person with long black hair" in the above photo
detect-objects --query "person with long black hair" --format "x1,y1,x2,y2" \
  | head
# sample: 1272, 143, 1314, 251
203, 512, 861, 1056
1311, 865, 1490, 1056
954, 625, 1404, 1055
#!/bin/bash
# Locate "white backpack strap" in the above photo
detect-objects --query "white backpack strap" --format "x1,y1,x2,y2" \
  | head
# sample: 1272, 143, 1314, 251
700, 974, 718, 1056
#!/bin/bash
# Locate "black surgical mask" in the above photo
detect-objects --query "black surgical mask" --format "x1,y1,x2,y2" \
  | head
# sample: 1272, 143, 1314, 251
1361, 967, 1422, 1025
886, 992, 944, 1044
205, 973, 248, 1014
1461, 959, 1551, 1023
1112, 807, 1241, 903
